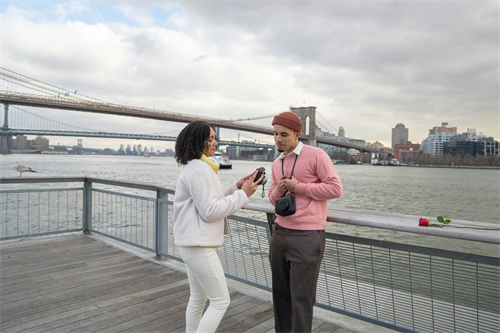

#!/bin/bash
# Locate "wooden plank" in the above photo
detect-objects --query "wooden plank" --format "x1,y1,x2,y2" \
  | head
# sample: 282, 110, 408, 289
312, 321, 342, 332
0, 235, 359, 333
0, 259, 156, 302
241, 316, 276, 333
2, 282, 190, 331
219, 302, 274, 332
1, 269, 182, 318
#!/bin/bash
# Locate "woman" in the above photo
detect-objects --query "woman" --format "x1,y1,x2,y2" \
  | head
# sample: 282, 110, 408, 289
173, 121, 262, 333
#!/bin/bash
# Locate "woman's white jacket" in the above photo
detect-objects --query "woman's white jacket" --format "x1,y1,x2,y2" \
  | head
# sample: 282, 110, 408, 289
173, 159, 249, 247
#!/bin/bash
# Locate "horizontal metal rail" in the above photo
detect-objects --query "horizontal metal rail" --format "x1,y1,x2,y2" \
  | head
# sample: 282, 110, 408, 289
1, 176, 498, 333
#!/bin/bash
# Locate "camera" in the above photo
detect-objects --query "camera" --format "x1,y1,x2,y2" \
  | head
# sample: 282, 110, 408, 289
275, 194, 296, 216
255, 167, 267, 185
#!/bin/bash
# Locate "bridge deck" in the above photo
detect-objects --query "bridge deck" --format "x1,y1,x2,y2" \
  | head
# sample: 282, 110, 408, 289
0, 234, 345, 333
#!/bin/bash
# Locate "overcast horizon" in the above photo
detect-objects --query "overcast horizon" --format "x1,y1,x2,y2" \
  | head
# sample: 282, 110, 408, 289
1, 1, 498, 150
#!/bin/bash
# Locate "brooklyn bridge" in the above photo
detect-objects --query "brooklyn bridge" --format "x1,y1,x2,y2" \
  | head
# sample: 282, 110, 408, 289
0, 67, 375, 154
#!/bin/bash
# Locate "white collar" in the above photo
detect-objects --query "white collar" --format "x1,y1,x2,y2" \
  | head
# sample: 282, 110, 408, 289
278, 141, 304, 159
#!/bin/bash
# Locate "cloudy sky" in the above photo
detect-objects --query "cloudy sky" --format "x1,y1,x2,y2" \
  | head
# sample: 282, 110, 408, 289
1, 0, 498, 150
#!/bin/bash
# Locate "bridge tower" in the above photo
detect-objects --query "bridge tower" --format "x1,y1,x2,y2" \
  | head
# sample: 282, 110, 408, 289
289, 106, 316, 146
1, 104, 12, 154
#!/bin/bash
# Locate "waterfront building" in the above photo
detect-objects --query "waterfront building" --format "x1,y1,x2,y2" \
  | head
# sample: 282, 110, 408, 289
35, 136, 49, 150
15, 135, 27, 149
394, 142, 420, 160
421, 122, 458, 156
443, 141, 485, 157
484, 140, 499, 156
366, 141, 384, 151
391, 123, 409, 152
379, 146, 393, 155
126, 144, 132, 155
338, 126, 345, 137
399, 148, 420, 164
118, 144, 125, 155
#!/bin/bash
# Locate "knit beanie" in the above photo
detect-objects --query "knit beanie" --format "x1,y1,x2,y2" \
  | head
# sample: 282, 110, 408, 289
272, 112, 302, 133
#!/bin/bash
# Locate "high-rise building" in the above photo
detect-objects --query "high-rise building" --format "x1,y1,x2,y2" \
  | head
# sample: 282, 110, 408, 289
338, 127, 345, 137
35, 136, 49, 150
421, 122, 458, 156
391, 124, 409, 152
15, 135, 27, 149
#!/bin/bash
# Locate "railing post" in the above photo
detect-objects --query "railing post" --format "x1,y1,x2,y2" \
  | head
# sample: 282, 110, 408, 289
266, 212, 276, 242
83, 179, 92, 234
155, 190, 167, 260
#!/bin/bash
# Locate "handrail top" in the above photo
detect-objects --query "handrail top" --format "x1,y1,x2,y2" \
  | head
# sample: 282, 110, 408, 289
2, 176, 499, 244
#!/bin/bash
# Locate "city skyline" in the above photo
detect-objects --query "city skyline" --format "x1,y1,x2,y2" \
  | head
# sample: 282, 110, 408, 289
1, 1, 497, 149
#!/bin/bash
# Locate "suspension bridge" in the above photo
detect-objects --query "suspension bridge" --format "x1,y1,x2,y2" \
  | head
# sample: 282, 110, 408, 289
0, 67, 375, 154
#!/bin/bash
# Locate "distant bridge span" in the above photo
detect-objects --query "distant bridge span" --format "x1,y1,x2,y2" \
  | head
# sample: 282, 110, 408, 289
6, 129, 275, 149
0, 91, 376, 153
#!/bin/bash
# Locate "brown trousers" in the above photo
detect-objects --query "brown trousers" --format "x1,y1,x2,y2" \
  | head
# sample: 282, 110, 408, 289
269, 224, 326, 333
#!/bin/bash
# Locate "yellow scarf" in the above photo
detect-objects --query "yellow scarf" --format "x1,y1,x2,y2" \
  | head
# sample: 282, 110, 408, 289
200, 154, 220, 174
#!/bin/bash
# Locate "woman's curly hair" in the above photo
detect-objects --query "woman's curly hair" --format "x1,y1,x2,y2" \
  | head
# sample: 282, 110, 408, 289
175, 121, 215, 165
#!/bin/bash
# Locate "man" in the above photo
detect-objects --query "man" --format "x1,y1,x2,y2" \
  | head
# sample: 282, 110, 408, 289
268, 111, 343, 332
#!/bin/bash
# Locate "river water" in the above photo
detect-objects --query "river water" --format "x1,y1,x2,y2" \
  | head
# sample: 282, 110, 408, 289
1, 154, 499, 255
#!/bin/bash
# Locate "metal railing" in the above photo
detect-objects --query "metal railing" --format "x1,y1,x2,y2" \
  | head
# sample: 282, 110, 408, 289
1, 176, 498, 333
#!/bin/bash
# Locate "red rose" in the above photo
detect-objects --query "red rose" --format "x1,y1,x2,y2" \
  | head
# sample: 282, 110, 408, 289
419, 218, 430, 226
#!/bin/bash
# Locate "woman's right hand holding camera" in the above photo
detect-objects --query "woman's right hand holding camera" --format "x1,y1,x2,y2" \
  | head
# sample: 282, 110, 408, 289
241, 171, 264, 197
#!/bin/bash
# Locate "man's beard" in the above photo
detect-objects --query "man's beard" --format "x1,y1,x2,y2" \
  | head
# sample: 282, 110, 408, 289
278, 149, 284, 153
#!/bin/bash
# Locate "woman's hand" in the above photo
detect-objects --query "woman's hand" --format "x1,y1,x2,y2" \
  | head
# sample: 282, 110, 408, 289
241, 171, 264, 197
236, 172, 255, 189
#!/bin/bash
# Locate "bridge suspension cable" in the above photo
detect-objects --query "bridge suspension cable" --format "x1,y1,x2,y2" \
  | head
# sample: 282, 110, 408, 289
0, 67, 109, 104
9, 106, 99, 132
316, 111, 338, 134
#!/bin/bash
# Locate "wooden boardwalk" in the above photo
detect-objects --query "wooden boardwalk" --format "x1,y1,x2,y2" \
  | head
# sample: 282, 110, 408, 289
0, 235, 345, 333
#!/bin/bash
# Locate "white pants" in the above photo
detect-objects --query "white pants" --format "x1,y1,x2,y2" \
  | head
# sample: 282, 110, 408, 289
178, 246, 230, 333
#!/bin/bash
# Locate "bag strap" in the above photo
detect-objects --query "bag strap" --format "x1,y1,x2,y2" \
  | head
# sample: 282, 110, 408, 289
280, 154, 298, 197
281, 154, 298, 178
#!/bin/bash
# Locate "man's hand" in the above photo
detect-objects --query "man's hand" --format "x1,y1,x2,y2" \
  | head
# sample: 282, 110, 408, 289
278, 175, 299, 193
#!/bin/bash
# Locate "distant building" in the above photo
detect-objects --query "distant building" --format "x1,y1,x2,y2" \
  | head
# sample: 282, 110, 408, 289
338, 126, 345, 137
347, 148, 360, 156
421, 122, 458, 156
443, 141, 484, 157
118, 144, 125, 155
15, 135, 27, 149
316, 126, 348, 155
399, 149, 420, 164
366, 141, 384, 151
35, 136, 49, 150
391, 123, 409, 152
394, 142, 420, 160
379, 146, 393, 154
484, 140, 499, 156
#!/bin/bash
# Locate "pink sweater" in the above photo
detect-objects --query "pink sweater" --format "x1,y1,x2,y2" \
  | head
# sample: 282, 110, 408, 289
268, 145, 343, 230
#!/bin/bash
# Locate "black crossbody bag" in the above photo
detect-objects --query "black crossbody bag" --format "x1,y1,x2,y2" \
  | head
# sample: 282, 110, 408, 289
275, 154, 298, 217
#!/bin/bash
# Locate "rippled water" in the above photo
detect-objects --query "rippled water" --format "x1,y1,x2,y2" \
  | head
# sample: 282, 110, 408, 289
2, 154, 498, 224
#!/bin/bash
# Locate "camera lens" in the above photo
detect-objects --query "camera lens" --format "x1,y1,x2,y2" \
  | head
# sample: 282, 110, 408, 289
278, 200, 289, 211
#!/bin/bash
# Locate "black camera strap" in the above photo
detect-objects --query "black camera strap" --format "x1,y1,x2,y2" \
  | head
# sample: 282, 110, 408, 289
280, 154, 298, 197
